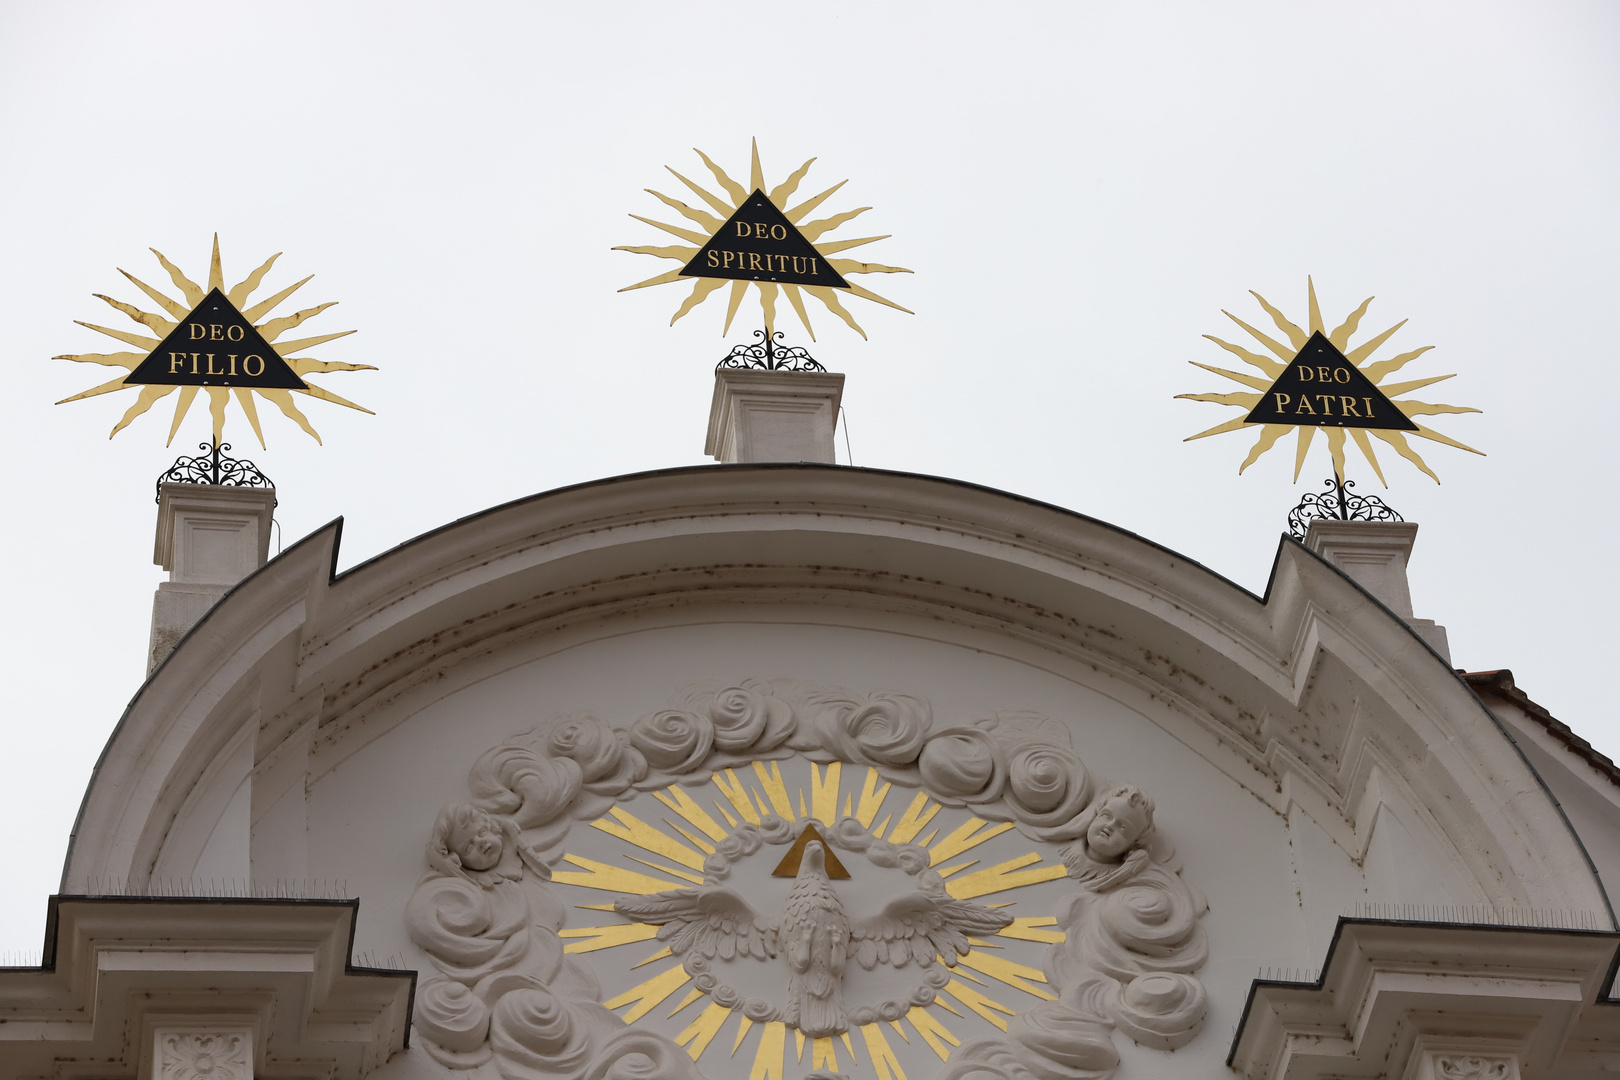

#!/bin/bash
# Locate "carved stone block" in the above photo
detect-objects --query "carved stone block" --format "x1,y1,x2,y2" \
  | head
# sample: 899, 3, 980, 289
153, 1027, 254, 1080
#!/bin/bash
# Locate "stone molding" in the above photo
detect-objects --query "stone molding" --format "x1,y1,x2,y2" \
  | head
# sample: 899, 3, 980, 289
1304, 518, 1451, 661
63, 466, 1612, 928
705, 368, 844, 463
155, 482, 275, 583
1228, 919, 1620, 1079
150, 482, 276, 672
1304, 520, 1418, 618
0, 896, 413, 1080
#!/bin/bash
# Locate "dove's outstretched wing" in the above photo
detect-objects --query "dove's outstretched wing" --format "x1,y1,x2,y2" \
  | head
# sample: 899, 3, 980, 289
849, 891, 1014, 970
614, 886, 778, 961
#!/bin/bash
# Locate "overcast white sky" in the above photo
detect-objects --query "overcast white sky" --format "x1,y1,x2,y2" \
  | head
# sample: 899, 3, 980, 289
1, 1, 1616, 959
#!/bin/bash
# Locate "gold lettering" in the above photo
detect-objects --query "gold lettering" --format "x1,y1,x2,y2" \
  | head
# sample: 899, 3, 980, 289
189, 324, 207, 340
227, 354, 238, 376
205, 353, 225, 376
753, 223, 769, 239
1333, 368, 1350, 384
1297, 364, 1314, 381
1340, 396, 1360, 417
1315, 394, 1334, 414
1364, 397, 1374, 415
1317, 366, 1332, 382
1272, 393, 1291, 411
722, 251, 735, 268
191, 352, 201, 375
748, 253, 763, 271
770, 224, 786, 240
736, 222, 751, 237
209, 324, 224, 341
810, 259, 818, 276
227, 325, 244, 342
243, 354, 265, 376
791, 256, 806, 274
707, 250, 720, 268
169, 351, 186, 374
1296, 396, 1316, 415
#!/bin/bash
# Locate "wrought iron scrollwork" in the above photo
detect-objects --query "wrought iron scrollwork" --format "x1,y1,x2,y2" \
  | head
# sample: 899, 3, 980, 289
155, 442, 275, 503
1288, 476, 1401, 540
717, 328, 826, 372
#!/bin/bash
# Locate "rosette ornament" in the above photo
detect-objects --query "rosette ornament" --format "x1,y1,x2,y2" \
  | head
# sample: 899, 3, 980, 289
1008, 1002, 1122, 1080
533, 712, 647, 797
582, 1030, 707, 1080
488, 984, 623, 1080
415, 979, 493, 1067
1112, 971, 1207, 1051
630, 709, 714, 774
1003, 743, 1093, 840
938, 1039, 1042, 1080
468, 745, 583, 832
406, 874, 538, 985
813, 691, 932, 767
706, 683, 795, 753
1080, 870, 1209, 983
918, 726, 1008, 806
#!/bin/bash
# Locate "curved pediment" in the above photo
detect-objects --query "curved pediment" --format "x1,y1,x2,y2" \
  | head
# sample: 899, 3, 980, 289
66, 464, 1602, 914
58, 464, 1609, 1080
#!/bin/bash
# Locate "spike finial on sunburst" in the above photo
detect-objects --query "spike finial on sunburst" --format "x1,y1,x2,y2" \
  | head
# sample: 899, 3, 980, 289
56, 235, 375, 447
615, 139, 913, 342
1176, 277, 1482, 485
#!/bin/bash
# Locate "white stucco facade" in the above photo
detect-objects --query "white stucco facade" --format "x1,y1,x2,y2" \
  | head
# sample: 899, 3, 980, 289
6, 462, 1619, 1080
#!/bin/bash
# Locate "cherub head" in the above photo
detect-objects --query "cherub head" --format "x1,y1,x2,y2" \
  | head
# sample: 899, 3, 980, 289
431, 802, 505, 874
1085, 785, 1155, 861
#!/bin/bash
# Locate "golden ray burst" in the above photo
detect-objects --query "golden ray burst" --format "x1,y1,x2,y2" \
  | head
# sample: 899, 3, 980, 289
55, 236, 375, 446
555, 762, 1066, 1080
1176, 277, 1483, 484
615, 139, 913, 341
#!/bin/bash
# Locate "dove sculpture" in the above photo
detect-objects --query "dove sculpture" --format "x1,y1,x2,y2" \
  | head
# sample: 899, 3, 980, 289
614, 838, 1014, 1035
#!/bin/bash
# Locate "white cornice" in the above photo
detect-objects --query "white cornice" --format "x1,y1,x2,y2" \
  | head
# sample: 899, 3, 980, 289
0, 897, 412, 1079
1229, 919, 1620, 1079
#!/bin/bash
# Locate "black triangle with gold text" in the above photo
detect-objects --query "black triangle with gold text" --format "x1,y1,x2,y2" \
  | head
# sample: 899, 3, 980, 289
1245, 331, 1417, 430
127, 288, 307, 390
770, 824, 851, 879
682, 190, 850, 289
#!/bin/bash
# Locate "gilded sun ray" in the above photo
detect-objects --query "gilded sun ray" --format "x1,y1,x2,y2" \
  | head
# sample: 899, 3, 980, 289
555, 760, 1066, 1080
616, 140, 913, 341
1176, 277, 1482, 484
55, 236, 375, 447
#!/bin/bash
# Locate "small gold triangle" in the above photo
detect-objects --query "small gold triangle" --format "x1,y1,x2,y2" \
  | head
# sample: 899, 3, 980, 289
771, 824, 851, 878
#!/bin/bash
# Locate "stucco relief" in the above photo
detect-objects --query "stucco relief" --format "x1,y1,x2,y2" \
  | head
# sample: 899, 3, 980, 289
615, 818, 1012, 1037
1434, 1058, 1516, 1080
403, 679, 1207, 1080
155, 1030, 253, 1080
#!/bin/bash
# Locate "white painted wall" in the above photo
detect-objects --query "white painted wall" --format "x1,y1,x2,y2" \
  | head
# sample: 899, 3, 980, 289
291, 618, 1475, 1078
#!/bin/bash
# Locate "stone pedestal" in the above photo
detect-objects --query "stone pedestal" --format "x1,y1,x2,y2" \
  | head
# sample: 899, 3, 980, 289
149, 483, 276, 672
705, 368, 845, 464
1304, 519, 1450, 662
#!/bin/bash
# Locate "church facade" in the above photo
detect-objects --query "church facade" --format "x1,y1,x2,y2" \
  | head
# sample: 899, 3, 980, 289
4, 373, 1619, 1080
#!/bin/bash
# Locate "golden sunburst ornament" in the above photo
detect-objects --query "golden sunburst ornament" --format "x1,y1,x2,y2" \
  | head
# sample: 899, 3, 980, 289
554, 760, 1065, 1080
1176, 278, 1482, 483
56, 236, 374, 446
616, 140, 913, 340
